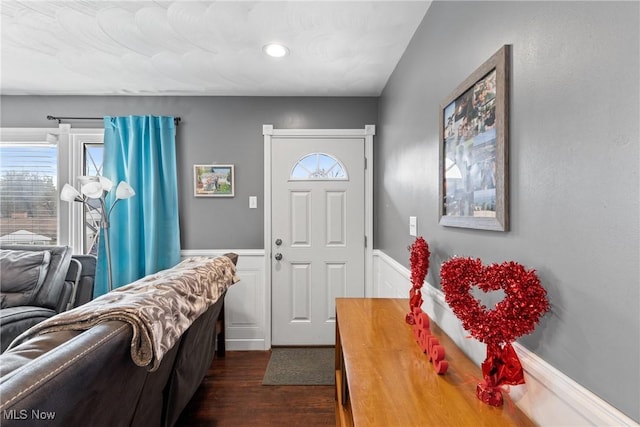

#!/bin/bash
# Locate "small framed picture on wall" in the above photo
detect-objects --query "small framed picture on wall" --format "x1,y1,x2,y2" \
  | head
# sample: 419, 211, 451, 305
193, 164, 235, 197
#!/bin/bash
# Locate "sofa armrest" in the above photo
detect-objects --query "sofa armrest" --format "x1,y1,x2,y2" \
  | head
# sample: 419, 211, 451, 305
63, 258, 82, 311
70, 255, 97, 308
0, 321, 149, 427
0, 306, 57, 353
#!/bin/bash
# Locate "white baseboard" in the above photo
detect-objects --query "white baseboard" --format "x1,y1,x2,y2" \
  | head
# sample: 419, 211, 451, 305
373, 250, 638, 427
224, 339, 267, 351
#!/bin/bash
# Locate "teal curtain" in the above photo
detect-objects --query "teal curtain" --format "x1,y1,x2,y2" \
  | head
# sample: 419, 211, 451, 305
94, 115, 181, 296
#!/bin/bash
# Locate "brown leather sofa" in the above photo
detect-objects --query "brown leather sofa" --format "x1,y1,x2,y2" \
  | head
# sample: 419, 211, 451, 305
0, 254, 236, 427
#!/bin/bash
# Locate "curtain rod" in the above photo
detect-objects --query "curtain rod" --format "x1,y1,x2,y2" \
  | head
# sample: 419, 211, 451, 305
46, 115, 181, 125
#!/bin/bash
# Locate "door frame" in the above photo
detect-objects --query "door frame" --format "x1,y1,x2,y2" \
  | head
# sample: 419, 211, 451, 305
263, 124, 375, 349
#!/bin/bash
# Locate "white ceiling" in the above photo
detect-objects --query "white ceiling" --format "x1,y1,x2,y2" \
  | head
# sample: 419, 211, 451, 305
0, 1, 431, 96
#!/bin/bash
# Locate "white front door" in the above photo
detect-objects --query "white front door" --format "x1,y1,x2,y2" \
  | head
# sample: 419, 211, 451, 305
271, 137, 365, 345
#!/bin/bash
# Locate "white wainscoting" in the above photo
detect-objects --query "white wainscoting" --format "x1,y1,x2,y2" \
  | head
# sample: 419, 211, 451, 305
180, 248, 637, 425
372, 250, 638, 427
181, 249, 268, 351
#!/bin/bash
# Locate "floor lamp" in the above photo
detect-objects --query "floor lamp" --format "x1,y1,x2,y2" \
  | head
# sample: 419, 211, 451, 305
61, 176, 135, 292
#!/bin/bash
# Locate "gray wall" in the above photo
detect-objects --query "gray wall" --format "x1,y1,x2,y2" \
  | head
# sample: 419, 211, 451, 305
1, 1, 638, 419
376, 1, 639, 421
0, 95, 378, 249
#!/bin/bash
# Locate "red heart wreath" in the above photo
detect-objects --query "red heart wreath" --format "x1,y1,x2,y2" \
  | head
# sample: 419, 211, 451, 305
440, 257, 549, 346
440, 257, 550, 405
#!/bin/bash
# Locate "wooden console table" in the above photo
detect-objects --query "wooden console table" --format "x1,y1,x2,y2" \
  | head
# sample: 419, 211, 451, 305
335, 298, 535, 426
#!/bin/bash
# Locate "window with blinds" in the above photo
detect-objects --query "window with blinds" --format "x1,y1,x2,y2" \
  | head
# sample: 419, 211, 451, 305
0, 142, 58, 246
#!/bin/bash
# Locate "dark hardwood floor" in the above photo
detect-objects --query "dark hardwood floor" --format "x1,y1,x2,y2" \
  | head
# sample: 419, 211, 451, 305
175, 351, 335, 426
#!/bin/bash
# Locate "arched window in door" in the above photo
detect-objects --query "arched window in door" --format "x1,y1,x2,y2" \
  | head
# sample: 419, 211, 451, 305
290, 152, 348, 180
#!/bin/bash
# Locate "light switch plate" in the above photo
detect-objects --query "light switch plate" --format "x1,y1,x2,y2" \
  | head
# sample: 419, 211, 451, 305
409, 216, 417, 236
249, 196, 257, 209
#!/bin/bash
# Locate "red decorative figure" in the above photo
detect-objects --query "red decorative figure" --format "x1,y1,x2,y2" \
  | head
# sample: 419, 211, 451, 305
407, 237, 448, 374
440, 257, 550, 405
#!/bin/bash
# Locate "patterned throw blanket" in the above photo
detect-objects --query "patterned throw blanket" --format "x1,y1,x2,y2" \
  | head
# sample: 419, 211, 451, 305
7, 256, 240, 371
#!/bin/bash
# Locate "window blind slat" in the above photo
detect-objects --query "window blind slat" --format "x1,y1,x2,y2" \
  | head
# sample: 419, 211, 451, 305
0, 144, 58, 245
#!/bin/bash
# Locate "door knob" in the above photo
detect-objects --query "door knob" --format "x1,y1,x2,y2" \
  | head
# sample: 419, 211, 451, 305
274, 253, 283, 261
275, 238, 282, 246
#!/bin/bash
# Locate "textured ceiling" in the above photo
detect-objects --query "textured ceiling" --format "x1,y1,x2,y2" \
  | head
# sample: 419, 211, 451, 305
0, 1, 430, 96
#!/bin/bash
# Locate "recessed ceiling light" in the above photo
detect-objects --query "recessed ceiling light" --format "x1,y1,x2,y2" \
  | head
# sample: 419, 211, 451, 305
263, 43, 289, 58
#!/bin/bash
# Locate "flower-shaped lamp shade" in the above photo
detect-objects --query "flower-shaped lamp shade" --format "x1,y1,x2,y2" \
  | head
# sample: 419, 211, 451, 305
62, 176, 134, 202
60, 183, 82, 202
78, 176, 117, 199
98, 176, 113, 192
81, 181, 104, 199
116, 181, 135, 200
77, 176, 100, 186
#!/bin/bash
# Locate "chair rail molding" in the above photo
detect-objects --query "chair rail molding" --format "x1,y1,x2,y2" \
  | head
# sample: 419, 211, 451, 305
372, 249, 638, 427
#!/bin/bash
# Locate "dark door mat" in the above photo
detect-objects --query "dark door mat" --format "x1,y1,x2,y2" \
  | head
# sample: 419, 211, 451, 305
262, 347, 335, 386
